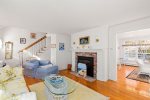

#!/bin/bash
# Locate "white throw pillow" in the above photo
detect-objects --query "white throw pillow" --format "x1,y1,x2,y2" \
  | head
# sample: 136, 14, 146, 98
40, 64, 53, 69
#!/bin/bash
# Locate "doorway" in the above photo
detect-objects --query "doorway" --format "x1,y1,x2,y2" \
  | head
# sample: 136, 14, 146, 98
108, 17, 150, 81
116, 29, 150, 83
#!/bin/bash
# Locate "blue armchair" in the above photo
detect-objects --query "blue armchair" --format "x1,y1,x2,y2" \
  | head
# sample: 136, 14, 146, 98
23, 59, 58, 80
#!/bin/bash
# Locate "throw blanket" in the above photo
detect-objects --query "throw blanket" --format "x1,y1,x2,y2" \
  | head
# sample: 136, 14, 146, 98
0, 65, 29, 99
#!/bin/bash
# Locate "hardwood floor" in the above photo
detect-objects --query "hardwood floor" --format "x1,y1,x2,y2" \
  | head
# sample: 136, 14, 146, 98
24, 66, 150, 100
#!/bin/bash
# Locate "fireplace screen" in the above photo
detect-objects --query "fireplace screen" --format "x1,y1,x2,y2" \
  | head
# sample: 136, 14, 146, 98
77, 63, 87, 77
77, 56, 94, 77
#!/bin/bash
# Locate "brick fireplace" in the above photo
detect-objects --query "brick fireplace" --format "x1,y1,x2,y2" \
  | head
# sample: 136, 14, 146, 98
75, 52, 97, 79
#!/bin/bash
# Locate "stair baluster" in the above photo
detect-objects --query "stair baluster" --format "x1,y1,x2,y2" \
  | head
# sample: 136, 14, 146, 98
44, 38, 46, 48
31, 46, 34, 57
41, 39, 44, 51
38, 42, 41, 53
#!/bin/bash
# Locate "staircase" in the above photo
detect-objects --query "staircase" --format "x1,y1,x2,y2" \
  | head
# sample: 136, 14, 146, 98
19, 35, 47, 66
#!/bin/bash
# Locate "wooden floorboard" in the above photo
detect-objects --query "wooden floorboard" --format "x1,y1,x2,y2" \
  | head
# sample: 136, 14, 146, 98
24, 66, 150, 100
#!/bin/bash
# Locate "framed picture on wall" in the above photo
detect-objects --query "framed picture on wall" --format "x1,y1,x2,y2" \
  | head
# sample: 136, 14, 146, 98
30, 33, 36, 39
5, 42, 13, 59
20, 38, 26, 44
79, 36, 90, 45
59, 43, 64, 51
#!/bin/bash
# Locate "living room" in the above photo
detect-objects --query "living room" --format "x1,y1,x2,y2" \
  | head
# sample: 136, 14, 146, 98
0, 0, 150, 100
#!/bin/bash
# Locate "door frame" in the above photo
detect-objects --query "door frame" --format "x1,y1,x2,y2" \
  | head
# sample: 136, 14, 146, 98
108, 16, 150, 81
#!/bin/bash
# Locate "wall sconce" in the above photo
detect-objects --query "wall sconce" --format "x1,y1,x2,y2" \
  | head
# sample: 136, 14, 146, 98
96, 38, 100, 43
73, 42, 76, 45
95, 35, 100, 43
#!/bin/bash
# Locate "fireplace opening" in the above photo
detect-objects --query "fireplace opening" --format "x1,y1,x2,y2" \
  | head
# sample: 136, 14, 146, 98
77, 56, 94, 77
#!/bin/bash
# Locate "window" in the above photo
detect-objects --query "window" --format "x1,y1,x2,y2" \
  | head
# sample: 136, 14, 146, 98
0, 39, 2, 49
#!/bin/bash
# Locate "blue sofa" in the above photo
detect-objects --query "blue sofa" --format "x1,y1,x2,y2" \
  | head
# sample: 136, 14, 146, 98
23, 59, 58, 80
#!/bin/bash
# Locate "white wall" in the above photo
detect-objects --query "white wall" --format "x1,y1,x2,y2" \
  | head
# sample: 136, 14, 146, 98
48, 34, 57, 65
0, 35, 3, 55
71, 25, 109, 81
0, 29, 5, 60
116, 38, 124, 65
0, 27, 46, 66
56, 34, 72, 70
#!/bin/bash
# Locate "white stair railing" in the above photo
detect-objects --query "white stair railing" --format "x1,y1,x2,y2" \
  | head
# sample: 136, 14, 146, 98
18, 35, 47, 66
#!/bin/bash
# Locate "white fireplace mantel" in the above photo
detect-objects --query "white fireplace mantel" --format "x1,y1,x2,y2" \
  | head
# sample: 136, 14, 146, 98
71, 48, 103, 52
72, 48, 107, 81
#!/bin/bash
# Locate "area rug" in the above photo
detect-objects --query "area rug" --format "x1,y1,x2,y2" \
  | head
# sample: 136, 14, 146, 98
70, 72, 96, 82
126, 69, 150, 83
29, 77, 109, 100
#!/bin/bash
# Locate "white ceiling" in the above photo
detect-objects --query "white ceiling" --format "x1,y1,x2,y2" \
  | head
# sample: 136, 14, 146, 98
0, 0, 150, 33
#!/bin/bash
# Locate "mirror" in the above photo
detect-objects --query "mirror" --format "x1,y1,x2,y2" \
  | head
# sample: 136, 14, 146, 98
5, 42, 13, 59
